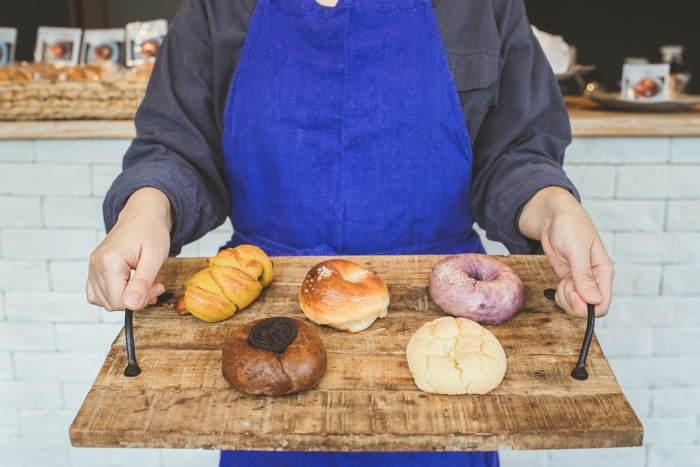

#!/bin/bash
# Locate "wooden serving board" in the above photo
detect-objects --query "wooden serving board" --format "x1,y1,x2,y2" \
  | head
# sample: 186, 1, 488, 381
69, 255, 643, 451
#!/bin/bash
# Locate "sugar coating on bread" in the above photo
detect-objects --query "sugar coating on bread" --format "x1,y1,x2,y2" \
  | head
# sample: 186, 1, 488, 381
429, 254, 524, 324
406, 316, 506, 395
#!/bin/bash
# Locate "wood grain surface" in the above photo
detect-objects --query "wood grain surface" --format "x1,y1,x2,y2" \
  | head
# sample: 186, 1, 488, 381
0, 120, 136, 140
565, 96, 700, 136
3, 97, 700, 139
69, 254, 643, 451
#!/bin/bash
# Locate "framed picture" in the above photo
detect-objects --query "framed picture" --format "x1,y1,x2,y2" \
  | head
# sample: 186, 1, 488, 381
620, 63, 670, 102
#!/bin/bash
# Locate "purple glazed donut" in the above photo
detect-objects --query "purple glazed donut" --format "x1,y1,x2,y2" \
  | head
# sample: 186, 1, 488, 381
429, 253, 524, 324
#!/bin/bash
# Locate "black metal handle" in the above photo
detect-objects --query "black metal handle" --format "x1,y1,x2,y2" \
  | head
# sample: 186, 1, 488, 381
124, 308, 141, 377
543, 289, 596, 381
571, 303, 596, 381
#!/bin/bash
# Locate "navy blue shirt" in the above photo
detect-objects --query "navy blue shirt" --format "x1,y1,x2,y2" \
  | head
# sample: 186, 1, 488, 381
103, 0, 577, 255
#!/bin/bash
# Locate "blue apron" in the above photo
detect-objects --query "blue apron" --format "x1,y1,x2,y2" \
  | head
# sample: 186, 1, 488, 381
220, 0, 495, 464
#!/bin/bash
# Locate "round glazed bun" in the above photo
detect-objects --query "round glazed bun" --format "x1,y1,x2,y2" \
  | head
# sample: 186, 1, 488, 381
406, 316, 506, 395
299, 259, 390, 333
429, 254, 524, 324
222, 317, 327, 396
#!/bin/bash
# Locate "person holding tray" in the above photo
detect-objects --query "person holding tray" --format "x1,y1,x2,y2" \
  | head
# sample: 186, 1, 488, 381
87, 0, 614, 465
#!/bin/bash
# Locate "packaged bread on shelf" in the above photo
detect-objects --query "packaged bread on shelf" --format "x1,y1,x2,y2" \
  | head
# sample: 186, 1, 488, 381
0, 61, 150, 120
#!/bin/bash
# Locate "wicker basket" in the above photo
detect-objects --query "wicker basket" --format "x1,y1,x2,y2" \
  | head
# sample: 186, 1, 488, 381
0, 77, 148, 121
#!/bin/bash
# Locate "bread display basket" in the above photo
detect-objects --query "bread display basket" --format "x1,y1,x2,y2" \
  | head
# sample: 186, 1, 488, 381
0, 62, 150, 120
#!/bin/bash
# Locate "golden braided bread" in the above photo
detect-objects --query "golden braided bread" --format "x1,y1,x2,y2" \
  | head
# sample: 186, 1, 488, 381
175, 245, 274, 322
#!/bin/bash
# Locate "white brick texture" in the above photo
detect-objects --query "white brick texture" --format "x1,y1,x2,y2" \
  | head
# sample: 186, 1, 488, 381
50, 260, 90, 292
1, 228, 98, 260
654, 327, 700, 355
35, 139, 131, 164
581, 199, 665, 231
618, 166, 700, 198
0, 196, 42, 227
0, 409, 19, 436
640, 416, 698, 444
0, 164, 91, 196
1, 134, 699, 467
563, 165, 616, 198
0, 351, 12, 379
0, 381, 62, 409
595, 328, 653, 357
5, 292, 102, 323
612, 264, 661, 295
566, 136, 669, 164
653, 387, 700, 415
14, 352, 106, 382
99, 307, 128, 324
19, 410, 76, 438
671, 137, 700, 162
668, 201, 700, 231
0, 438, 69, 465
649, 446, 700, 467
604, 296, 700, 327
663, 264, 700, 295
608, 357, 700, 387
0, 260, 50, 291
0, 140, 34, 162
0, 323, 55, 350
43, 197, 105, 229
91, 165, 122, 197
55, 323, 122, 352
614, 232, 700, 263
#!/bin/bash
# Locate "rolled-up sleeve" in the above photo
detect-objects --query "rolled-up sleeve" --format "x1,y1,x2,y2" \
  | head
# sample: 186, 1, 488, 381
461, 0, 579, 254
103, 0, 230, 256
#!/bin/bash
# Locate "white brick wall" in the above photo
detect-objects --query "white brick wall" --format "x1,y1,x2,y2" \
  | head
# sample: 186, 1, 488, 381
1, 136, 699, 466
0, 139, 222, 467
494, 136, 700, 467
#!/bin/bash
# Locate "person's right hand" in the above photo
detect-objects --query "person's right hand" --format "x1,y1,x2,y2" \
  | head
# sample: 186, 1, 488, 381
87, 187, 173, 311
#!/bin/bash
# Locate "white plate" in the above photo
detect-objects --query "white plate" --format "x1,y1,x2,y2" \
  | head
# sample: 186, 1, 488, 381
588, 91, 700, 112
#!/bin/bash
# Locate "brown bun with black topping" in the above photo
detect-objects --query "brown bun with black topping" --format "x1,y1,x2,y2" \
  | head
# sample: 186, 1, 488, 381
222, 317, 327, 396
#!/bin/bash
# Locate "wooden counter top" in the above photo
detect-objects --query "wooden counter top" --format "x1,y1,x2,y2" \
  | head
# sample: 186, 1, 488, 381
565, 96, 700, 136
69, 254, 642, 452
0, 119, 136, 140
3, 96, 699, 139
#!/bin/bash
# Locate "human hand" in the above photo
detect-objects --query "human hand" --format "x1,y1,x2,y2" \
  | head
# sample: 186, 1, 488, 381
519, 187, 614, 318
87, 187, 173, 311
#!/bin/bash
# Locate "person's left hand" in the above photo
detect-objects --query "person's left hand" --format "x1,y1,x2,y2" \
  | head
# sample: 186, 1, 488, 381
519, 186, 614, 318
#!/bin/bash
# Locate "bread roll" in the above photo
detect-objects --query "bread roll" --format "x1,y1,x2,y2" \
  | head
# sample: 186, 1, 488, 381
406, 316, 506, 395
429, 253, 524, 324
222, 317, 327, 396
299, 259, 389, 333
175, 244, 274, 323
